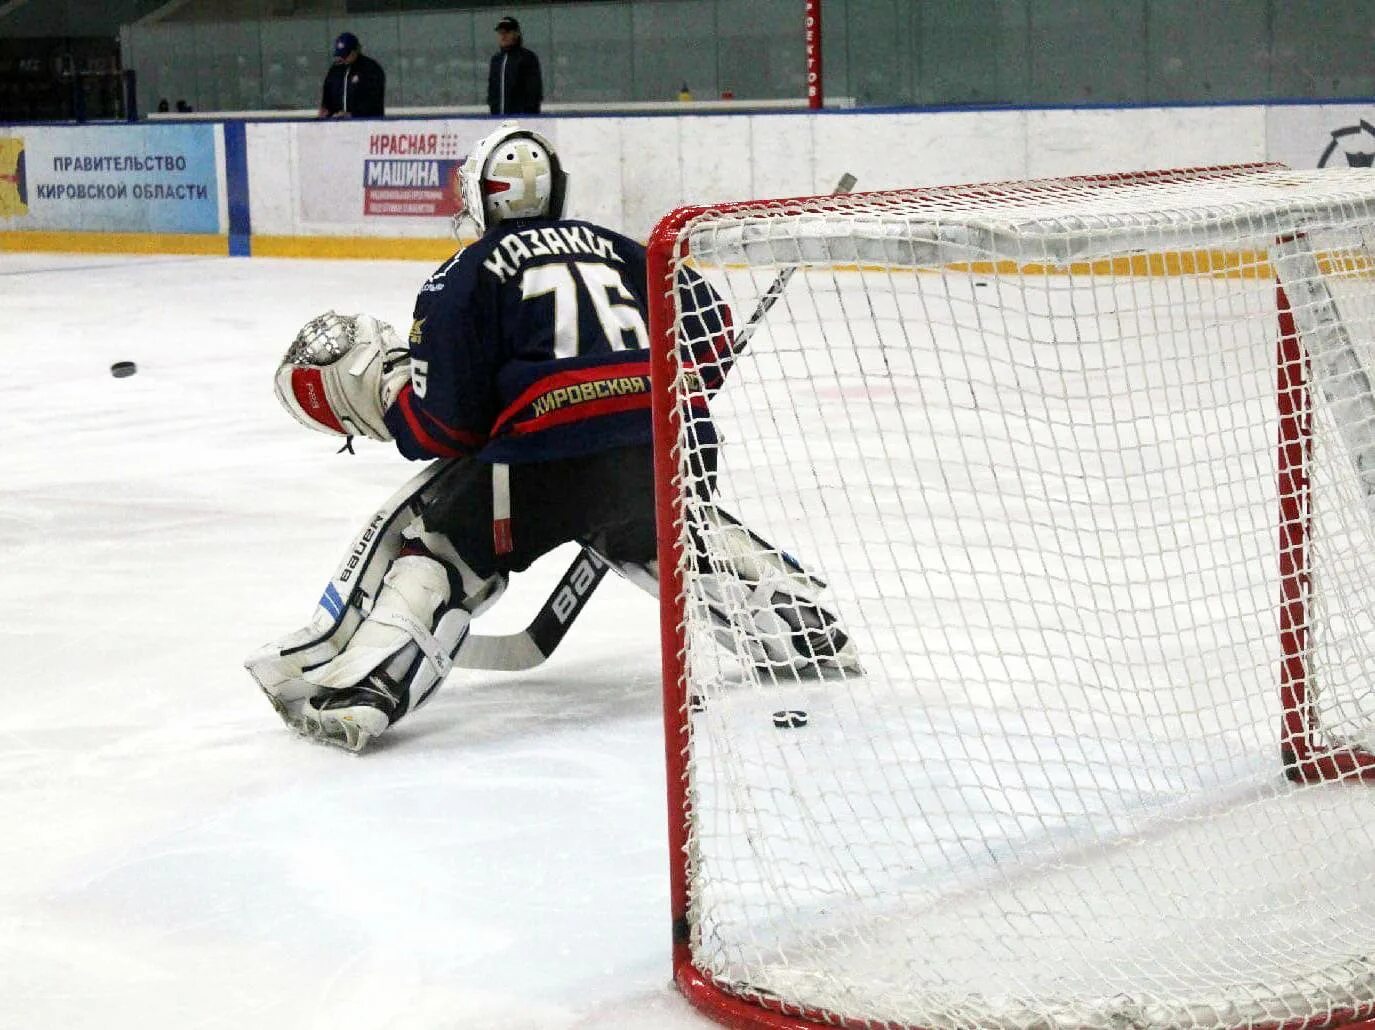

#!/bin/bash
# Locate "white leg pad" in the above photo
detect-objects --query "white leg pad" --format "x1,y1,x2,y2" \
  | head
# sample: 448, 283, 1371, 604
599, 543, 860, 674
699, 570, 861, 675
245, 621, 354, 730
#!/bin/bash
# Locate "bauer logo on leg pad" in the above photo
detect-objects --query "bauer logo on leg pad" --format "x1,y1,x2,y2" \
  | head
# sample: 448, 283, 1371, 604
340, 512, 387, 584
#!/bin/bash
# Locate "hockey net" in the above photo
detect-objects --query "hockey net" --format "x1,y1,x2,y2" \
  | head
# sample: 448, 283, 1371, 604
647, 164, 1375, 1030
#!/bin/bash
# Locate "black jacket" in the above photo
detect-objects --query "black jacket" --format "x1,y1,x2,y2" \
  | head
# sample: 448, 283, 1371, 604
487, 44, 542, 115
320, 54, 386, 117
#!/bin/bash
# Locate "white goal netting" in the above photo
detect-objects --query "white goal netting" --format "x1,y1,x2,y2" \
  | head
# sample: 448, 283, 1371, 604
651, 165, 1375, 1030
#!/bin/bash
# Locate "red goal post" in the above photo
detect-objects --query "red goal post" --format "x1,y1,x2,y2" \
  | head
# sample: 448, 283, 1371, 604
648, 164, 1375, 1030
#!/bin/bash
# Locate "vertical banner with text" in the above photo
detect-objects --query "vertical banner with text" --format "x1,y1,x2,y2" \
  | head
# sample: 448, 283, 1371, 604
805, 0, 823, 110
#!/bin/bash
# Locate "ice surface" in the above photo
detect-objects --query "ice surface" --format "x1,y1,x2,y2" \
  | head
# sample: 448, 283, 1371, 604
12, 244, 1375, 1030
0, 253, 710, 1030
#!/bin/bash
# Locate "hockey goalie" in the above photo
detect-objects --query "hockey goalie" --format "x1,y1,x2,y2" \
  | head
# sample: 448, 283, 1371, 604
246, 123, 859, 751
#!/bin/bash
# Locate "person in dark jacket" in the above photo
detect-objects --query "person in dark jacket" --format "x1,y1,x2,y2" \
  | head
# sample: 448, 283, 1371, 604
318, 31, 386, 118
487, 16, 542, 115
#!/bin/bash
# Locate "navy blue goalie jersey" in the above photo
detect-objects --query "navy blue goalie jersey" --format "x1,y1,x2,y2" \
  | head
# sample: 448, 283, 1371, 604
383, 217, 733, 465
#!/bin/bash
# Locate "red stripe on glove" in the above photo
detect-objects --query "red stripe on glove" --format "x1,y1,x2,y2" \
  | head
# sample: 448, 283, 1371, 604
290, 367, 345, 434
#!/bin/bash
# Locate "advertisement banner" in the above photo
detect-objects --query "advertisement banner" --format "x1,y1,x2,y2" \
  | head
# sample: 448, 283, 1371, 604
292, 118, 561, 233
1266, 103, 1375, 171
0, 123, 220, 233
362, 135, 464, 219
296, 120, 479, 228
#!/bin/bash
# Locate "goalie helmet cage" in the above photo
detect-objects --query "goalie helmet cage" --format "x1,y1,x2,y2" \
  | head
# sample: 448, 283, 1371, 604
647, 164, 1375, 1030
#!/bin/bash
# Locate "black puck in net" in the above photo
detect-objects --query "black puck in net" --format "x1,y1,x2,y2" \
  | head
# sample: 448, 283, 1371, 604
772, 709, 808, 729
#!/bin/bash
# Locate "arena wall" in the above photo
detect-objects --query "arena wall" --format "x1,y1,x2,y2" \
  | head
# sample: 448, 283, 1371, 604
1, 102, 1372, 258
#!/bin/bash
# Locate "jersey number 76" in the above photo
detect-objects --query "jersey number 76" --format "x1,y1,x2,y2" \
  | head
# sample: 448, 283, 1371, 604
520, 261, 648, 358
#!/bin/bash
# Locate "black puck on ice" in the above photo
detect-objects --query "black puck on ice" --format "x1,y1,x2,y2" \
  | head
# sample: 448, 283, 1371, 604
772, 709, 808, 729
110, 361, 138, 378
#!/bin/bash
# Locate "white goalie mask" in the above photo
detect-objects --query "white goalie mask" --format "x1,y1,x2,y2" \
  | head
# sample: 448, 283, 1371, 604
454, 122, 567, 236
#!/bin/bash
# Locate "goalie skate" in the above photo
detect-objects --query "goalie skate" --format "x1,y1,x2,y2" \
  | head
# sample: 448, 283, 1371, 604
298, 595, 474, 752
300, 677, 397, 752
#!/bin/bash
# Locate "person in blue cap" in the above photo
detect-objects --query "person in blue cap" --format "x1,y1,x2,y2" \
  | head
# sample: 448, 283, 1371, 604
318, 31, 386, 118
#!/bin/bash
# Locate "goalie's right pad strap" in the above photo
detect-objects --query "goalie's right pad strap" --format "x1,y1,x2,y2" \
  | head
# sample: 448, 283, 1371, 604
303, 553, 455, 695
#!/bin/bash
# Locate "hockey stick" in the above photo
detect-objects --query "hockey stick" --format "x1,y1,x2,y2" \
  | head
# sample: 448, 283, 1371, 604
452, 547, 608, 671
728, 172, 858, 359
453, 173, 858, 672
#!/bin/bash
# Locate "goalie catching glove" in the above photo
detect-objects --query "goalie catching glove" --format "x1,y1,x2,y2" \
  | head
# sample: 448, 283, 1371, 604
275, 311, 411, 442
